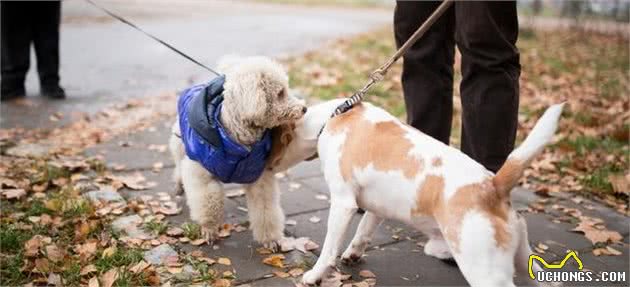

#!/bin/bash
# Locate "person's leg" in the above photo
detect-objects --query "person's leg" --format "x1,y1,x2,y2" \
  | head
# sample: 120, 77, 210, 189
394, 1, 455, 144
32, 0, 65, 98
455, 1, 520, 172
1, 1, 32, 100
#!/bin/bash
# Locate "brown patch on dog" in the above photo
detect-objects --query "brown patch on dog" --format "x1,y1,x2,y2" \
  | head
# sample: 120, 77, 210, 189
327, 104, 423, 181
266, 123, 295, 170
492, 159, 524, 199
437, 180, 511, 253
432, 157, 442, 167
411, 175, 445, 216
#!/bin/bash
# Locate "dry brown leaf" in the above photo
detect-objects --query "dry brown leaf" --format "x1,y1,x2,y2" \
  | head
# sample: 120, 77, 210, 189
359, 270, 376, 278
190, 239, 207, 246
608, 174, 629, 195
217, 257, 231, 266
2, 188, 26, 199
76, 241, 98, 261
129, 260, 150, 274
288, 268, 304, 277
273, 271, 290, 278
573, 220, 623, 244
262, 254, 285, 268
88, 277, 99, 287
24, 236, 44, 257
101, 269, 118, 287
213, 278, 231, 287
45, 244, 64, 262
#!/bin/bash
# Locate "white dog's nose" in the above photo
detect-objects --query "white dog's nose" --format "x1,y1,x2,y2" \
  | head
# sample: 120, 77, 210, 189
302, 106, 308, 114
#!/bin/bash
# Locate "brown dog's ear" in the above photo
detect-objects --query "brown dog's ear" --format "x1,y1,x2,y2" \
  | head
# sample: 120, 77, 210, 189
266, 123, 296, 170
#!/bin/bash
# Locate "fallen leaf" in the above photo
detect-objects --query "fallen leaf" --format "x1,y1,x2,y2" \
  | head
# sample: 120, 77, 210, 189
88, 277, 99, 287
218, 257, 231, 266
608, 174, 629, 195
2, 188, 26, 199
572, 217, 623, 244
25, 236, 45, 257
273, 271, 290, 278
288, 268, 304, 277
101, 269, 118, 287
262, 254, 285, 268
190, 239, 207, 246
213, 279, 231, 287
47, 273, 61, 286
102, 246, 117, 258
359, 270, 376, 278
163, 227, 184, 238
129, 260, 150, 274
45, 244, 64, 262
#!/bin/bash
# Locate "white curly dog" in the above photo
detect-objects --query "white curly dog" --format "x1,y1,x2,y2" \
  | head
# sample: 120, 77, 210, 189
169, 56, 306, 248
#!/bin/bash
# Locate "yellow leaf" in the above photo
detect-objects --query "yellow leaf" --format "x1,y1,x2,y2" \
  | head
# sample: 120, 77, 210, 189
217, 257, 231, 266
262, 254, 285, 268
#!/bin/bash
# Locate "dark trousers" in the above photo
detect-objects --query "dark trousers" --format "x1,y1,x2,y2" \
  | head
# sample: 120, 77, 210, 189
1, 1, 61, 92
394, 1, 520, 172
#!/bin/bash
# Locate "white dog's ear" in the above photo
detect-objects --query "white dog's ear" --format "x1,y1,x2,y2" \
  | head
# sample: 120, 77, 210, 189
217, 54, 243, 74
266, 123, 296, 170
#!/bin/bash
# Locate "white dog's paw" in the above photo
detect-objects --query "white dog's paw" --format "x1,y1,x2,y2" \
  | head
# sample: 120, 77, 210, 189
262, 239, 281, 252
252, 225, 284, 249
423, 238, 453, 260
201, 226, 219, 243
340, 247, 363, 265
302, 270, 322, 285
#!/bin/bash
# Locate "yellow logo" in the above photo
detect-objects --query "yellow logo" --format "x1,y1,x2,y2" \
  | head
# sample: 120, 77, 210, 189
528, 250, 583, 279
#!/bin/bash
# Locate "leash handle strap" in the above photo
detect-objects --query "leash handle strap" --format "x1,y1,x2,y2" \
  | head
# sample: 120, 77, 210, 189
333, 0, 454, 116
85, 0, 221, 76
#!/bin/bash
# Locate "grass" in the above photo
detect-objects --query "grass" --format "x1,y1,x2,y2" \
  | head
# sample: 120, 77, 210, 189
94, 247, 144, 273
182, 223, 202, 240
144, 220, 168, 236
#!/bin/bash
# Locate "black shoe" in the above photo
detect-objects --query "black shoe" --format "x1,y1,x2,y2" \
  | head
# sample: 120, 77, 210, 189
41, 85, 66, 99
0, 86, 26, 101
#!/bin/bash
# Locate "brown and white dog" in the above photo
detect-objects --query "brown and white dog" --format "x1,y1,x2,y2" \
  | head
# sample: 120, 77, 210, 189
273, 99, 564, 286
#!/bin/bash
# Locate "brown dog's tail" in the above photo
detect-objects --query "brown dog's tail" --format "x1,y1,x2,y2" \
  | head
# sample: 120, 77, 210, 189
493, 103, 565, 199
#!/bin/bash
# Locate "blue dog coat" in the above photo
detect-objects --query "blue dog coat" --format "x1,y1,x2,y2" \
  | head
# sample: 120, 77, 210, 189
177, 75, 272, 184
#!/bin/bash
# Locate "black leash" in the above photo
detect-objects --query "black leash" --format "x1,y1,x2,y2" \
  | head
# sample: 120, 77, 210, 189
85, 0, 221, 76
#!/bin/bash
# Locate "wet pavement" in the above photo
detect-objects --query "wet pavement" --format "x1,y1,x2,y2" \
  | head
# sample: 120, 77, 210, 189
83, 121, 630, 286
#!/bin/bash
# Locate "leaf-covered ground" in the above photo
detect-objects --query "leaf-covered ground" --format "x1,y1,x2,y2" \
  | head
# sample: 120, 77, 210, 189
285, 27, 629, 214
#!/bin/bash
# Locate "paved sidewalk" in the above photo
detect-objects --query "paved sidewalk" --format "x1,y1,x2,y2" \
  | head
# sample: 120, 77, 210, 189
85, 119, 629, 286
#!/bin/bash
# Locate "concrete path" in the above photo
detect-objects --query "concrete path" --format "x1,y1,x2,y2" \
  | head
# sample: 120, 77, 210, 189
84, 121, 629, 286
0, 0, 391, 130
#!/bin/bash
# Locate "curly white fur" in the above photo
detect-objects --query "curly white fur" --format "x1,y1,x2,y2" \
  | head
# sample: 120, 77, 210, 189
169, 56, 306, 247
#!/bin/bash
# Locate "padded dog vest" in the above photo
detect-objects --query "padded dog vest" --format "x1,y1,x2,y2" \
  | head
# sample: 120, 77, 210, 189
177, 75, 272, 184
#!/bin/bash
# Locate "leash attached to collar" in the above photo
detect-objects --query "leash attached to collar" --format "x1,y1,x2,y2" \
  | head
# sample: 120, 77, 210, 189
85, 0, 221, 77
330, 0, 454, 118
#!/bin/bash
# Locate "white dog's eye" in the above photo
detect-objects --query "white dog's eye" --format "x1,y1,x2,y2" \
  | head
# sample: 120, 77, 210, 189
277, 89, 285, 99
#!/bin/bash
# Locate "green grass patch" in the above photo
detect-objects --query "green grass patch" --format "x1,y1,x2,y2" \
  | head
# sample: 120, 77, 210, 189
0, 223, 31, 252
182, 223, 202, 240
563, 135, 626, 156
580, 165, 624, 194
94, 247, 144, 273
144, 220, 168, 236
